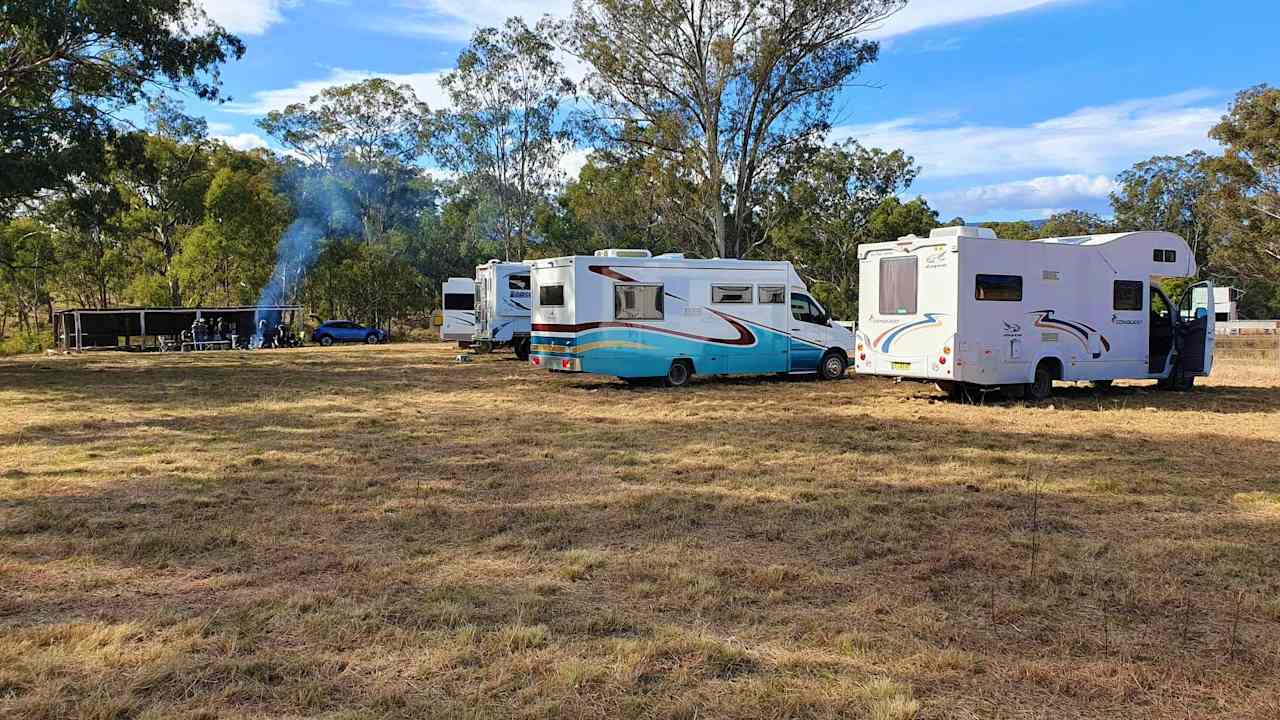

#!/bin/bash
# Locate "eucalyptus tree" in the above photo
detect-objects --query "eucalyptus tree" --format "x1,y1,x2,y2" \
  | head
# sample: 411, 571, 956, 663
1111, 152, 1213, 267
765, 141, 927, 317
566, 0, 905, 258
1204, 85, 1280, 282
258, 79, 435, 243
433, 17, 576, 261
0, 0, 243, 215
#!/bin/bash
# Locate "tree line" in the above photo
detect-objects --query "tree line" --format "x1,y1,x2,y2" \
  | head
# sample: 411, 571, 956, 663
2, 1, 1278, 352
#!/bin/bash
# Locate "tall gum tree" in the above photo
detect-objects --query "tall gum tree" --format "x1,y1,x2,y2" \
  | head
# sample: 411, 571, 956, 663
565, 0, 904, 258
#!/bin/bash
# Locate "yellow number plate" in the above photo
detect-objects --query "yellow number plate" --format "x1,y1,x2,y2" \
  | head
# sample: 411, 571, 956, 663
892, 361, 913, 371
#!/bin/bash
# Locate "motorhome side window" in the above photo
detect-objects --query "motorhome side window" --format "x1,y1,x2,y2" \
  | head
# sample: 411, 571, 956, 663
975, 274, 1023, 302
444, 293, 474, 310
758, 286, 785, 304
615, 285, 664, 320
711, 285, 752, 303
1113, 281, 1144, 311
878, 257, 918, 315
1154, 249, 1177, 263
509, 274, 531, 291
539, 284, 565, 306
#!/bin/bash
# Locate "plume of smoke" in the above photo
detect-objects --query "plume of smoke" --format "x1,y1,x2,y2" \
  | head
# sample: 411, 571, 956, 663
255, 175, 360, 331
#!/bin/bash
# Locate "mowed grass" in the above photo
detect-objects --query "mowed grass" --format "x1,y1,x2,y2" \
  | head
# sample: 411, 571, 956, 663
1, 344, 1278, 719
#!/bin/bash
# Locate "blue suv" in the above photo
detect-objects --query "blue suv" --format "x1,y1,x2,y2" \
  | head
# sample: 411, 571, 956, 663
312, 321, 388, 346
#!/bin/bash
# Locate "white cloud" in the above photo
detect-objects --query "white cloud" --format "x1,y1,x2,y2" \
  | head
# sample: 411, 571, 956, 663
558, 147, 591, 182
375, 0, 1067, 42
868, 0, 1071, 38
370, 0, 573, 40
225, 68, 452, 115
213, 132, 272, 151
932, 174, 1116, 218
199, 0, 292, 35
834, 90, 1223, 180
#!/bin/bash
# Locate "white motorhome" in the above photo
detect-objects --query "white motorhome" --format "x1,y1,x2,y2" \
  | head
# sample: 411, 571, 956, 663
440, 277, 476, 344
529, 250, 855, 386
474, 260, 533, 359
855, 226, 1216, 399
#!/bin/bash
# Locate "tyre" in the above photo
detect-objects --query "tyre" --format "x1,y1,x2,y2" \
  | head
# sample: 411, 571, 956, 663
664, 360, 692, 388
318, 335, 334, 347
818, 351, 847, 381
513, 338, 531, 361
366, 333, 381, 344
1028, 364, 1054, 401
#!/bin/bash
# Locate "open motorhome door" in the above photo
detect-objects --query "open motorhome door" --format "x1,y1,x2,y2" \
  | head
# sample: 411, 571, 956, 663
1176, 281, 1216, 376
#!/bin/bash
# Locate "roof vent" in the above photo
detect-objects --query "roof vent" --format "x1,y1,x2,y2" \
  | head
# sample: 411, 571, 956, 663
655, 253, 685, 259
594, 249, 652, 258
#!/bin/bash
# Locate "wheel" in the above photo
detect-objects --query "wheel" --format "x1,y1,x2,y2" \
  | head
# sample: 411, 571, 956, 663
318, 335, 334, 347
1091, 380, 1114, 390
513, 338, 531, 361
818, 351, 847, 381
1028, 364, 1054, 401
664, 360, 692, 388
366, 333, 380, 344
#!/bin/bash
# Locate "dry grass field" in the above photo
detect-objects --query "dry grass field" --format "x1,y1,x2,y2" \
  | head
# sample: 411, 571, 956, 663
1, 343, 1278, 719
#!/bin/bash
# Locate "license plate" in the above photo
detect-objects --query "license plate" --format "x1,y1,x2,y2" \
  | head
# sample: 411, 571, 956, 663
892, 361, 913, 371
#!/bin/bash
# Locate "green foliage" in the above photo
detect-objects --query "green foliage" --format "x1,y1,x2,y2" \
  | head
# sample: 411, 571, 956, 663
0, 328, 51, 356
567, 0, 904, 258
766, 141, 932, 318
1111, 152, 1213, 266
1204, 85, 1280, 283
434, 17, 575, 261
0, 0, 243, 215
1036, 210, 1114, 238
980, 221, 1038, 241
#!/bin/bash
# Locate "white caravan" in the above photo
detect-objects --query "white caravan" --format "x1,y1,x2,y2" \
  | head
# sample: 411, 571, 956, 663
529, 250, 855, 386
474, 260, 533, 359
855, 226, 1216, 399
440, 277, 476, 344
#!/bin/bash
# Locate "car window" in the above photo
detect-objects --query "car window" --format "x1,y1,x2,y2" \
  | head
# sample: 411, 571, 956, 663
791, 294, 825, 324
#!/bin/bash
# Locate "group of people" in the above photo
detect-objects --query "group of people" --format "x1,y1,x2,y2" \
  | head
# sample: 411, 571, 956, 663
253, 318, 299, 349
178, 316, 297, 350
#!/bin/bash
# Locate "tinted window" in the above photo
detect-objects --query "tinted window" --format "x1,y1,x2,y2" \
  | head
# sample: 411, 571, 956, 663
509, 274, 531, 291
879, 257, 918, 315
711, 285, 752, 303
1154, 249, 1178, 263
1114, 280, 1144, 311
758, 286, 785, 304
975, 274, 1023, 302
444, 294, 473, 310
791, 294, 825, 325
539, 284, 565, 307
615, 285, 664, 320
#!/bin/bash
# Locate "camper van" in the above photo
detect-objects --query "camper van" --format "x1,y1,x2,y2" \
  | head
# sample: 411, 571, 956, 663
440, 277, 476, 344
474, 260, 533, 359
855, 226, 1216, 399
529, 250, 855, 386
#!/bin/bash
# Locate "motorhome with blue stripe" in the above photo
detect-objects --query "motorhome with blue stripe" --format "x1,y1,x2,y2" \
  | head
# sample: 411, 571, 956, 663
855, 226, 1217, 400
529, 250, 854, 386
473, 260, 533, 360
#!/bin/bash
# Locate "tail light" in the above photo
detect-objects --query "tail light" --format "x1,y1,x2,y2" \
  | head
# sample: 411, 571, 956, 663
939, 356, 947, 365
531, 356, 541, 366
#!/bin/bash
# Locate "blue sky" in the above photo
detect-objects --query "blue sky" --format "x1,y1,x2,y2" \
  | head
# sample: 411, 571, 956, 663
194, 0, 1280, 221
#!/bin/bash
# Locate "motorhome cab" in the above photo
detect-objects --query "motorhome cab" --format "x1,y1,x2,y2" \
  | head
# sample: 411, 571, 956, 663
440, 277, 476, 344
474, 260, 533, 360
855, 226, 1216, 400
529, 250, 854, 386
